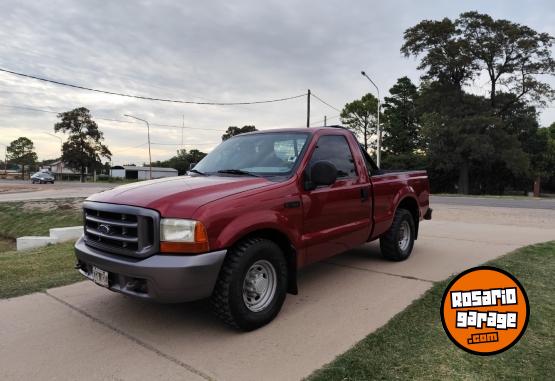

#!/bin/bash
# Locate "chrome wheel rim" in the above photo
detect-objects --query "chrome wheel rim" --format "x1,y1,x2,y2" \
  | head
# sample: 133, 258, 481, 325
398, 220, 411, 252
242, 259, 277, 312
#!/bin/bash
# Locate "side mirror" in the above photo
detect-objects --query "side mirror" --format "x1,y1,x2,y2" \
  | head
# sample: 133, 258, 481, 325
189, 162, 197, 170
306, 161, 338, 190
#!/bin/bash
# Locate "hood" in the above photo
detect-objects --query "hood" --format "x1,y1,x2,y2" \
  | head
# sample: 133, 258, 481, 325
87, 175, 272, 217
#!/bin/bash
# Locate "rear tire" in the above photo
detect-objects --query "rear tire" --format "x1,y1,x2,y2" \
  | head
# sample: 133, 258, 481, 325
379, 208, 415, 261
211, 237, 288, 331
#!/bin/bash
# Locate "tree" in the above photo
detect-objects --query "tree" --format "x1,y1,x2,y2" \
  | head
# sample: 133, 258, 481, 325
457, 11, 555, 108
54, 107, 111, 182
381, 77, 422, 168
148, 148, 207, 175
187, 149, 207, 164
402, 17, 478, 90
7, 137, 38, 179
222, 125, 257, 141
418, 82, 529, 194
340, 93, 380, 150
402, 13, 552, 194
527, 124, 555, 194
403, 12, 555, 109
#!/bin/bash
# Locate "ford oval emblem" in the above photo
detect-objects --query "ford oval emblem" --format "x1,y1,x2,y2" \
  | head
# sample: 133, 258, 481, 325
98, 224, 111, 235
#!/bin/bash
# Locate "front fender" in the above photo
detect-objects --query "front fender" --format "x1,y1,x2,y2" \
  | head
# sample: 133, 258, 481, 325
212, 209, 300, 250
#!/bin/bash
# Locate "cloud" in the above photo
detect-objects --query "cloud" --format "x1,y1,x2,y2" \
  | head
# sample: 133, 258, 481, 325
1, 0, 554, 164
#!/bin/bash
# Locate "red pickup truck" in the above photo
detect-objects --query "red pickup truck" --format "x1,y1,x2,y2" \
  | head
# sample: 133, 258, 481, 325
75, 126, 431, 330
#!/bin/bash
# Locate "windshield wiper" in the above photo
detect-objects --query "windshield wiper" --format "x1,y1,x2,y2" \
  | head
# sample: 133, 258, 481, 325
188, 169, 207, 176
217, 169, 260, 177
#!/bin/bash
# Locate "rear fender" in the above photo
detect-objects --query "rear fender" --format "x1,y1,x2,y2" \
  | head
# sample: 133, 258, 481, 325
372, 185, 418, 239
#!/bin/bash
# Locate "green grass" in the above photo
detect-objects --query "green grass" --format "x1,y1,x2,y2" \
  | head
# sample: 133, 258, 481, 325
0, 242, 82, 299
0, 199, 84, 292
0, 199, 83, 252
308, 241, 555, 381
0, 237, 15, 252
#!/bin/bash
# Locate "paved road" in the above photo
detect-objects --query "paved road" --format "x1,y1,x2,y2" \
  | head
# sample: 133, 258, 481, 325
1, 205, 554, 380
432, 195, 555, 210
0, 180, 112, 201
2, 179, 554, 209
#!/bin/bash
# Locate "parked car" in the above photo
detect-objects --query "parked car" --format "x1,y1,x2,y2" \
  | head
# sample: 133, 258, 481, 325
31, 172, 55, 184
75, 126, 431, 330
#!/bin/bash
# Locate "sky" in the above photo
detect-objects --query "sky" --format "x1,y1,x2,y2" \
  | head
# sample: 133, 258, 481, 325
1, 0, 554, 165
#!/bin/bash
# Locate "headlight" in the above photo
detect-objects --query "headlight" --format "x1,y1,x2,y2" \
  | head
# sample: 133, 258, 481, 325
160, 218, 209, 254
160, 219, 196, 242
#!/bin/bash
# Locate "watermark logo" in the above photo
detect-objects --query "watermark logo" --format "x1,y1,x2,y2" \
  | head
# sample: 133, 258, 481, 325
440, 266, 529, 355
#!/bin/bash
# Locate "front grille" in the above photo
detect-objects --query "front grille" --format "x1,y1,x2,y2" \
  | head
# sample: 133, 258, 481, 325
83, 201, 159, 258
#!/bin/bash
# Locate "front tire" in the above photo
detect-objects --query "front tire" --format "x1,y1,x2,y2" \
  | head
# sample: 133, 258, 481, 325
380, 208, 415, 261
211, 238, 288, 331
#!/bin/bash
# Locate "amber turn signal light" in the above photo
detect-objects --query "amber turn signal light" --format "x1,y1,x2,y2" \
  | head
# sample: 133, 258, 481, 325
160, 220, 209, 254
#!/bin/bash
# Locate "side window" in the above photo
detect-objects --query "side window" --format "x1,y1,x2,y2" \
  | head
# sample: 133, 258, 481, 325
309, 135, 356, 178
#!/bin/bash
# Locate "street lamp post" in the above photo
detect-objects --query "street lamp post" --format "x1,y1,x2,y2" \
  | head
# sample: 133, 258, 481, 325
124, 114, 152, 180
361, 71, 381, 167
44, 132, 63, 179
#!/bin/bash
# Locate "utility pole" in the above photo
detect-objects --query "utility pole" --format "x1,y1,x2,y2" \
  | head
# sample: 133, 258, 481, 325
0, 143, 7, 176
324, 115, 327, 127
306, 89, 311, 128
44, 132, 63, 179
361, 71, 381, 167
181, 115, 184, 147
124, 114, 153, 180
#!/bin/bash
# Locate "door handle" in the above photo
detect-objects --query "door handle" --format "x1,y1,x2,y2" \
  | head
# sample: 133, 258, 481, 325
360, 186, 369, 202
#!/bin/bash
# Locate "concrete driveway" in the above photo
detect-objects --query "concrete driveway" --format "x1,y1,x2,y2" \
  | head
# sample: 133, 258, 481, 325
1, 203, 554, 380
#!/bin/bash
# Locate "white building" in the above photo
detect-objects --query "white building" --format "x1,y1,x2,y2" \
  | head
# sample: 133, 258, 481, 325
110, 166, 178, 180
42, 160, 84, 175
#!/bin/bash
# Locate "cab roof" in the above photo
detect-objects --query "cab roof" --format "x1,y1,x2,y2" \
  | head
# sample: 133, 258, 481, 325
239, 125, 350, 135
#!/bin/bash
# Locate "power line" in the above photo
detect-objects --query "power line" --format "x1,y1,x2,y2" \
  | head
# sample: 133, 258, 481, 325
0, 67, 307, 106
111, 142, 148, 154
0, 103, 226, 131
149, 121, 224, 131
311, 92, 342, 112
0, 104, 58, 114
150, 141, 217, 146
310, 114, 340, 126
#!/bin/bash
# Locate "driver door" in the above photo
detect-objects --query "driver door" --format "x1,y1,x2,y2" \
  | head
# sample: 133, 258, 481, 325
301, 134, 372, 264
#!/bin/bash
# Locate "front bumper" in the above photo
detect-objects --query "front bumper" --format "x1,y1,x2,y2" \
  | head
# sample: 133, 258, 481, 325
74, 236, 227, 303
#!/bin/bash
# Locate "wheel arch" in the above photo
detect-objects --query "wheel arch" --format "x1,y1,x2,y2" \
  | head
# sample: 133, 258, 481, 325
230, 228, 298, 295
396, 196, 420, 239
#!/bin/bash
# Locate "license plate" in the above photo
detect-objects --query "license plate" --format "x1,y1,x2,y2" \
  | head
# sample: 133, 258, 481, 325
92, 266, 109, 287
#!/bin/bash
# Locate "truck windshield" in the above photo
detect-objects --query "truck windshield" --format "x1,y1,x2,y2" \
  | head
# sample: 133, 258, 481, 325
194, 132, 309, 176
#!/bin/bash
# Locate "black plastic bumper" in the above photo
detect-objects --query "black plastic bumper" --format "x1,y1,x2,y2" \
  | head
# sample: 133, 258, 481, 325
74, 236, 227, 303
